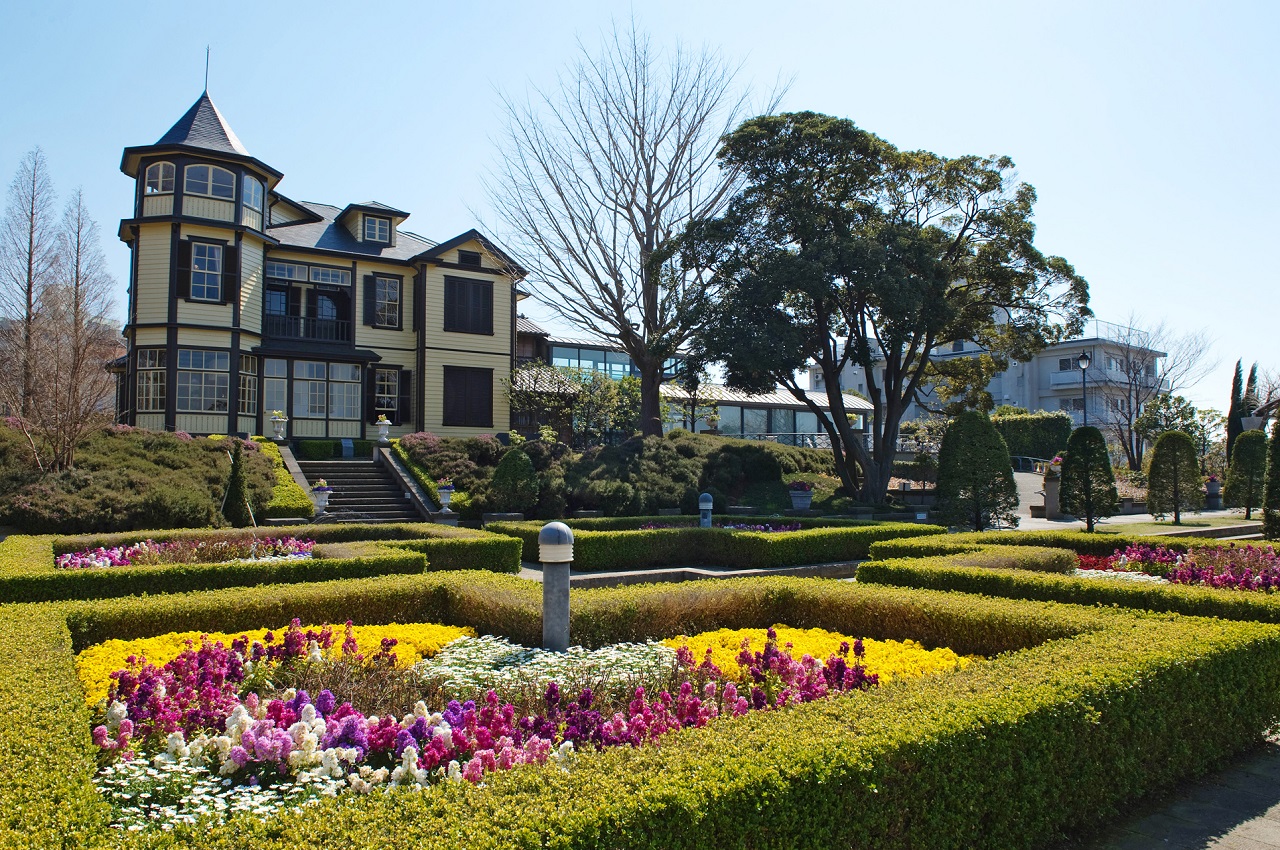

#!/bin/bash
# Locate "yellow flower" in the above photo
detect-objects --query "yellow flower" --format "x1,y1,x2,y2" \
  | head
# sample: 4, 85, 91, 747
663, 626, 971, 684
75, 621, 473, 705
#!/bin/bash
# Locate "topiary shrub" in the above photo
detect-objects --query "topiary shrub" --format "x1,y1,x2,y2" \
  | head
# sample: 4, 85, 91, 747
221, 442, 252, 527
935, 411, 1019, 531
488, 448, 540, 514
991, 410, 1072, 459
1225, 429, 1268, 519
1059, 426, 1118, 532
1147, 430, 1203, 524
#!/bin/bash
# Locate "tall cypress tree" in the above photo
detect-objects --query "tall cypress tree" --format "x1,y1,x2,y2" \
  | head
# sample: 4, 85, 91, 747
1225, 430, 1268, 519
1147, 430, 1203, 524
1059, 426, 1118, 532
935, 410, 1020, 531
1263, 420, 1280, 540
222, 442, 252, 527
1226, 360, 1243, 462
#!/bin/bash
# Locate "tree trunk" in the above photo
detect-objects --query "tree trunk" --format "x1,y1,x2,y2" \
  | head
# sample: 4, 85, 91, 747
638, 359, 664, 438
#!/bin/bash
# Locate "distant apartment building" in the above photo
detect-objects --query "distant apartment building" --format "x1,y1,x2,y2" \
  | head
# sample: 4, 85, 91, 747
113, 92, 524, 440
809, 319, 1168, 427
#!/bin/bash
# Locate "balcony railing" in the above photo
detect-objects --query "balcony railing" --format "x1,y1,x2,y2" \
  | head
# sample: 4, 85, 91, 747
264, 314, 351, 343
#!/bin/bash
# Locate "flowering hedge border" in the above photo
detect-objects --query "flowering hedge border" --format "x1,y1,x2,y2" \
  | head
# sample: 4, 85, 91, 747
4, 572, 1280, 848
0, 523, 521, 603
865, 530, 1225, 561
486, 518, 946, 571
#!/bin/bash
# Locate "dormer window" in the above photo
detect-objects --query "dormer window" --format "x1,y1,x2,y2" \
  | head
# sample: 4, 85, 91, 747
242, 175, 263, 212
145, 162, 175, 194
184, 164, 235, 200
364, 215, 391, 243
458, 250, 481, 267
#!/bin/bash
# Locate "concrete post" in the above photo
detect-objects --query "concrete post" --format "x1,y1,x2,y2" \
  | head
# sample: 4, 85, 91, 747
699, 492, 713, 529
539, 521, 574, 653
1043, 478, 1062, 520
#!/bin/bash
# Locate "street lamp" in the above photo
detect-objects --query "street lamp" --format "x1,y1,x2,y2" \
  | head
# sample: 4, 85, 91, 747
1077, 350, 1092, 426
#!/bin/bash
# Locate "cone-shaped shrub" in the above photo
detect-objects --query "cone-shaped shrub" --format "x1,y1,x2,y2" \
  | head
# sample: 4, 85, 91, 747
1059, 426, 1118, 532
1225, 429, 1268, 519
1147, 430, 1202, 524
936, 410, 1019, 531
1263, 420, 1280, 540
221, 442, 252, 527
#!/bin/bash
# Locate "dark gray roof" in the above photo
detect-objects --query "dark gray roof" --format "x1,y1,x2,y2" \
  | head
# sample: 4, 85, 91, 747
516, 316, 549, 336
155, 92, 250, 156
268, 201, 436, 262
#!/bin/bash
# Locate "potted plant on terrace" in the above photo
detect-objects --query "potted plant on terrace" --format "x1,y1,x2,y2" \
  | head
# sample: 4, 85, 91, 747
436, 477, 455, 509
376, 413, 392, 445
788, 480, 814, 511
310, 478, 334, 514
270, 410, 288, 442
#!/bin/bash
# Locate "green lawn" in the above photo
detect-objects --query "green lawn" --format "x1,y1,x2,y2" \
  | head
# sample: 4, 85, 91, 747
1096, 514, 1258, 535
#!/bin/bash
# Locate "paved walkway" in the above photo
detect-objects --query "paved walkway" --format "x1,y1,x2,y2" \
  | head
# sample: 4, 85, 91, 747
1064, 739, 1280, 849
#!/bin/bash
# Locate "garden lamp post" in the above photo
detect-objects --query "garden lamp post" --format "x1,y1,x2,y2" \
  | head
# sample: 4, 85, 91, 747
1077, 350, 1092, 426
699, 492, 713, 528
539, 522, 574, 653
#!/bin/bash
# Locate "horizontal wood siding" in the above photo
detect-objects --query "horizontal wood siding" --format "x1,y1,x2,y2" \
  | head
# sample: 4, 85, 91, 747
133, 328, 167, 347
142, 195, 173, 217
423, 264, 511, 357
425, 350, 511, 437
182, 197, 234, 222
135, 225, 171, 325
353, 260, 415, 350
175, 328, 234, 348
240, 239, 264, 333
178, 299, 234, 327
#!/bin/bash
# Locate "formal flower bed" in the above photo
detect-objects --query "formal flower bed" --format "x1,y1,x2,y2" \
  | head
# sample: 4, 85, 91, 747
55, 536, 316, 570
79, 620, 968, 830
1077, 544, 1280, 591
637, 521, 804, 533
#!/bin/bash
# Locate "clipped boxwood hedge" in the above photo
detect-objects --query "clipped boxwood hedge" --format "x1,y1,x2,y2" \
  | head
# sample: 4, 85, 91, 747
4, 572, 1280, 848
253, 438, 314, 519
0, 523, 521, 603
487, 518, 946, 571
866, 530, 1227, 560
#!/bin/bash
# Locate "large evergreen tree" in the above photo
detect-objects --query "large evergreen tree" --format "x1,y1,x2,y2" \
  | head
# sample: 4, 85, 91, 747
1263, 420, 1280, 540
935, 410, 1020, 531
1147, 430, 1203, 524
1225, 429, 1268, 520
1059, 425, 1118, 532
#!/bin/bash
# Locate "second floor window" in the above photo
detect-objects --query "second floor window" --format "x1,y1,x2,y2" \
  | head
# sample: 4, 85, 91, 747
184, 164, 235, 200
444, 277, 493, 335
242, 175, 263, 212
364, 216, 390, 242
145, 162, 174, 194
191, 243, 223, 301
374, 277, 400, 328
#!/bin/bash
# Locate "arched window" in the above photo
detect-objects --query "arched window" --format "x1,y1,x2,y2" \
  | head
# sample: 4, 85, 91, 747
242, 175, 263, 212
144, 162, 174, 194
184, 164, 235, 200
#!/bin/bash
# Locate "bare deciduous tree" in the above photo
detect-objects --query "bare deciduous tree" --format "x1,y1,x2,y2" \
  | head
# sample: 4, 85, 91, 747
486, 22, 771, 436
0, 147, 60, 419
1092, 314, 1216, 471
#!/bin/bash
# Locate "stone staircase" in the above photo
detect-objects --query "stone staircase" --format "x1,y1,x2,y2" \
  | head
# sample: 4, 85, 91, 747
296, 460, 425, 524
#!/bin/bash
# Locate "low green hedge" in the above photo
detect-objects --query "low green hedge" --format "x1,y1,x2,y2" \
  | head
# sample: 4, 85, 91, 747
487, 519, 945, 571
253, 438, 314, 519
0, 524, 520, 603
858, 554, 1280, 624
866, 530, 1232, 561
6, 573, 1280, 848
391, 439, 442, 509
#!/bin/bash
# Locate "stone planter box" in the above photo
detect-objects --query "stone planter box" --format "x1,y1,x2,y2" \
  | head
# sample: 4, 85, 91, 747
482, 512, 525, 526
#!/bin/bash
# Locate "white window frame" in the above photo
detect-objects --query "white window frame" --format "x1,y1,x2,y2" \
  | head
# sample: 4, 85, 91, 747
144, 162, 174, 195
374, 368, 398, 413
364, 215, 390, 242
184, 164, 236, 200
242, 175, 263, 212
190, 242, 223, 302
374, 277, 401, 328
175, 349, 230, 413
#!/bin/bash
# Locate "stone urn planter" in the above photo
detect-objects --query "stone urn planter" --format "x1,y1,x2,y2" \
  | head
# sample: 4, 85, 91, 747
376, 417, 391, 444
270, 415, 288, 441
437, 486, 454, 509
788, 482, 814, 511
311, 479, 333, 514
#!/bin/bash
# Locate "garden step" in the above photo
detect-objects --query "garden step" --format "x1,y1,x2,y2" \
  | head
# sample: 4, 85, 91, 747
299, 459, 427, 522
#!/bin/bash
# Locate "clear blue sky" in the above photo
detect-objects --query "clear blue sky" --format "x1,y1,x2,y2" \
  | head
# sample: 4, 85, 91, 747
2, 0, 1275, 411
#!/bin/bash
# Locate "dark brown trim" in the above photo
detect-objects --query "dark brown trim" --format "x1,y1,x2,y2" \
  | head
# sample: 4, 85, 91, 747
422, 345, 510, 357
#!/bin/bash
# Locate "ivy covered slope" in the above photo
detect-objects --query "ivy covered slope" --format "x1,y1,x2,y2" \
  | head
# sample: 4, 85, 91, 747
6, 572, 1280, 848
0, 424, 276, 533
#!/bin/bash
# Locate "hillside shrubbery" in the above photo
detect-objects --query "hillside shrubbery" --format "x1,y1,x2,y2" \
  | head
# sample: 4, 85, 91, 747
398, 429, 838, 518
0, 424, 274, 533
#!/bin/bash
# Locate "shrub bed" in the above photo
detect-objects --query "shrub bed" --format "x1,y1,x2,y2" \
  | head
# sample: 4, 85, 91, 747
865, 530, 1220, 561
254, 438, 314, 520
4, 573, 1280, 848
0, 524, 521, 603
487, 519, 945, 571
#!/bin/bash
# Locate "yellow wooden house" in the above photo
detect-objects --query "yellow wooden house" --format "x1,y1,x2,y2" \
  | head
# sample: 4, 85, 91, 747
116, 91, 524, 441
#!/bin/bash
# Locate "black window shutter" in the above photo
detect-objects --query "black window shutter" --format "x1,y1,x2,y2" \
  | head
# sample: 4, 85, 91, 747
288, 287, 302, 317
444, 279, 458, 331
221, 245, 240, 305
176, 240, 193, 299
305, 289, 318, 318
476, 369, 493, 427
398, 369, 412, 426
363, 276, 376, 326
479, 282, 493, 334
366, 366, 378, 424
412, 274, 422, 332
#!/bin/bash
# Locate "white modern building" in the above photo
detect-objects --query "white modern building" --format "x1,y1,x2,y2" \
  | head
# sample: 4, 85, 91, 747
810, 319, 1168, 428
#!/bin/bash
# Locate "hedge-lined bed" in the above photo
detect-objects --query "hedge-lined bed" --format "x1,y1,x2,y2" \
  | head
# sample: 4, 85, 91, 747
0, 523, 521, 603
487, 518, 946, 571
865, 530, 1233, 561
5, 572, 1280, 848
251, 438, 314, 520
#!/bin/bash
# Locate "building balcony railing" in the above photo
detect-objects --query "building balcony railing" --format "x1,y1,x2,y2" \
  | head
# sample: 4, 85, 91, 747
264, 314, 351, 343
